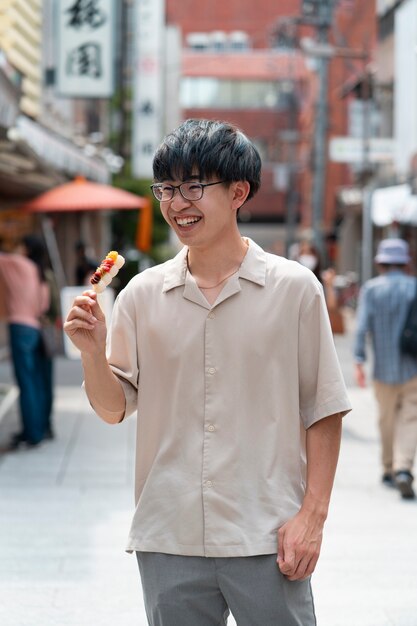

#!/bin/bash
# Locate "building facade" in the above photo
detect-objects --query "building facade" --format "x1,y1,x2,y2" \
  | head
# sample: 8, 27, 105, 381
162, 0, 315, 252
0, 0, 117, 286
0, 0, 43, 118
331, 0, 417, 278
142, 0, 378, 262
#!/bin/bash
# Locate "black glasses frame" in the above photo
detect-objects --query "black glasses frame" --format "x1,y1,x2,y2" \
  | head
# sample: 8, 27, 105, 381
150, 180, 226, 202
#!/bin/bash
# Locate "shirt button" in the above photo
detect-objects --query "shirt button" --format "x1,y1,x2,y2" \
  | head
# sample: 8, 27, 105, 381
208, 312, 215, 319
205, 480, 213, 488
207, 424, 215, 432
207, 367, 216, 375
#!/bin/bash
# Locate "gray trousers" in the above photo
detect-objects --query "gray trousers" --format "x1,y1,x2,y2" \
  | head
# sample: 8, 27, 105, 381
136, 552, 317, 626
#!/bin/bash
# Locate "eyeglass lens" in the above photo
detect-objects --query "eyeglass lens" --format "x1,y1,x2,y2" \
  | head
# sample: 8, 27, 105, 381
153, 182, 203, 201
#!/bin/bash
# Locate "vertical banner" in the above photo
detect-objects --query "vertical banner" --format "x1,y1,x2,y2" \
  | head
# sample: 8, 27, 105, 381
132, 0, 164, 179
56, 0, 115, 97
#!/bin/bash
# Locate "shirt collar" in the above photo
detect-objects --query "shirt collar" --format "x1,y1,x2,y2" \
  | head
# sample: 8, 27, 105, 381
162, 237, 267, 294
162, 246, 188, 293
238, 238, 267, 286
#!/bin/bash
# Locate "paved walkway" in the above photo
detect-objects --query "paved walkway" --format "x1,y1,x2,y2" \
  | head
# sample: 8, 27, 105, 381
0, 321, 416, 625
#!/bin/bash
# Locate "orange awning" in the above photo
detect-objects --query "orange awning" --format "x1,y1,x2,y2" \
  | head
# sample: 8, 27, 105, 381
19, 176, 149, 212
19, 176, 153, 252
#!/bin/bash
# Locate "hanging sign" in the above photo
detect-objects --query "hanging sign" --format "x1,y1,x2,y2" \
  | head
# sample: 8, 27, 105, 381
132, 0, 165, 178
56, 0, 115, 98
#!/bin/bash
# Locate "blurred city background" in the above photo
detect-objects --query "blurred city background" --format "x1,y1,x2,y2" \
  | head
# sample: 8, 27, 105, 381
1, 1, 417, 625
2, 0, 415, 310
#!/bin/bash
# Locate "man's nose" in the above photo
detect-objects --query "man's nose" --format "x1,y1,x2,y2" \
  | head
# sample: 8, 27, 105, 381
169, 189, 191, 211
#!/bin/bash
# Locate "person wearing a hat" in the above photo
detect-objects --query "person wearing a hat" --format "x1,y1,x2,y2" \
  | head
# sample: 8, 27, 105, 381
354, 238, 417, 499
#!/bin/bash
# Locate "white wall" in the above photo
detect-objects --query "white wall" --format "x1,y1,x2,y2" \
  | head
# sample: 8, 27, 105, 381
164, 24, 181, 135
394, 0, 417, 176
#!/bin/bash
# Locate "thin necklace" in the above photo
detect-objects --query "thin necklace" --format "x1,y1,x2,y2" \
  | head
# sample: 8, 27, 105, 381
186, 254, 241, 289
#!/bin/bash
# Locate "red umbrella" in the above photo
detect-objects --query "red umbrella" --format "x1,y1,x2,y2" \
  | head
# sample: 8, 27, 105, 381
19, 176, 153, 253
20, 176, 149, 212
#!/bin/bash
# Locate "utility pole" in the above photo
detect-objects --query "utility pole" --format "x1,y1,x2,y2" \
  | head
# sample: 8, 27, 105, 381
360, 68, 375, 283
311, 27, 330, 259
272, 18, 300, 257
304, 0, 334, 260
280, 1, 334, 260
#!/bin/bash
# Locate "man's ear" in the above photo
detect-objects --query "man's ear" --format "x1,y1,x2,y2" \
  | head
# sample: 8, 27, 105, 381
231, 181, 251, 211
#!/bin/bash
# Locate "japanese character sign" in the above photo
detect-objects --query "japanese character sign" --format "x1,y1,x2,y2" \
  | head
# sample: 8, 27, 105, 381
66, 0, 106, 29
132, 0, 165, 178
57, 0, 114, 97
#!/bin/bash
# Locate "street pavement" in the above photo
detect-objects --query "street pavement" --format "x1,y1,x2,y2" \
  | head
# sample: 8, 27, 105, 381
0, 313, 417, 626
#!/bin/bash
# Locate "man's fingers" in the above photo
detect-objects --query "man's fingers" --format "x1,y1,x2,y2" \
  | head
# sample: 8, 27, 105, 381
65, 304, 97, 324
277, 546, 296, 576
278, 544, 320, 580
64, 291, 104, 328
87, 293, 106, 321
285, 554, 315, 581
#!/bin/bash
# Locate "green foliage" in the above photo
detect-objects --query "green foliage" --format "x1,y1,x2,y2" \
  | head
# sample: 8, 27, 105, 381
111, 176, 171, 264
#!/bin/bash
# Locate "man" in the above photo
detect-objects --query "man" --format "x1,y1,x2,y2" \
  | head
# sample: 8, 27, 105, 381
64, 119, 351, 625
0, 237, 50, 447
354, 238, 417, 500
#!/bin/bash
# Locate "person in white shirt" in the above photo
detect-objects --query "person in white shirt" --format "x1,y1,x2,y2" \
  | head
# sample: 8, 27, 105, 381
65, 119, 351, 626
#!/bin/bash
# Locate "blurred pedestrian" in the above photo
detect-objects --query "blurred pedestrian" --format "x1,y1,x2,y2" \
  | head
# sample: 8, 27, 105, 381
295, 239, 322, 282
74, 240, 97, 285
23, 234, 59, 440
354, 238, 417, 499
0, 236, 51, 447
64, 119, 351, 625
322, 267, 345, 334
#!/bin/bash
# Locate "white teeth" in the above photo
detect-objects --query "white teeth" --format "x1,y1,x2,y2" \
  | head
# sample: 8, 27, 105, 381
176, 217, 200, 226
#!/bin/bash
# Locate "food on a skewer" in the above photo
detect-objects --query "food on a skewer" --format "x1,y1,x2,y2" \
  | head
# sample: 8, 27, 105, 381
90, 251, 125, 293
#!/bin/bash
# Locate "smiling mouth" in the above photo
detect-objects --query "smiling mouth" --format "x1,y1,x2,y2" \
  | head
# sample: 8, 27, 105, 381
174, 216, 202, 227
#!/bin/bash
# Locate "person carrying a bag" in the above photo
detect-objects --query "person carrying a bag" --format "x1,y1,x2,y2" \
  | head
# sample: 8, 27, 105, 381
354, 238, 417, 499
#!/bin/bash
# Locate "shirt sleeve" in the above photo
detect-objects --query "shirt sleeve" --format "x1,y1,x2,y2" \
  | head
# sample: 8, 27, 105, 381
353, 283, 371, 364
106, 288, 139, 418
298, 284, 352, 429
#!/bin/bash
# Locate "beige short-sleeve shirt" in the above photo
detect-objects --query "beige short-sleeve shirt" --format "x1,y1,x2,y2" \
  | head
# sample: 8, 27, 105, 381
107, 239, 351, 557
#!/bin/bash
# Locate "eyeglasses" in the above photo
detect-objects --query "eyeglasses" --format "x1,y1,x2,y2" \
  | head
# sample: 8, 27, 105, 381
150, 180, 225, 202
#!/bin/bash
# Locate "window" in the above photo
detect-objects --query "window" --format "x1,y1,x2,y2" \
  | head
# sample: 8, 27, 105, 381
210, 31, 228, 52
185, 31, 251, 52
229, 31, 250, 51
181, 78, 287, 109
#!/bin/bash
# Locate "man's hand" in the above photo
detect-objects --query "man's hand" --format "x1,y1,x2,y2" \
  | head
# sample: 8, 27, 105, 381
355, 362, 366, 388
64, 290, 107, 355
64, 289, 125, 424
277, 413, 343, 581
277, 508, 324, 581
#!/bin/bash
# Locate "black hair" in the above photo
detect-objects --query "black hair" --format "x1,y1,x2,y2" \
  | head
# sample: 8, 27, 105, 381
22, 234, 48, 282
152, 119, 262, 201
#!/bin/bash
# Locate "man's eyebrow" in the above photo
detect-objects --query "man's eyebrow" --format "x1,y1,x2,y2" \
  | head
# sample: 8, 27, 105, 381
160, 174, 201, 184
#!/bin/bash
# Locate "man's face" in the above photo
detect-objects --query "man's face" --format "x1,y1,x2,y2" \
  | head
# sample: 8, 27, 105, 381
158, 177, 239, 248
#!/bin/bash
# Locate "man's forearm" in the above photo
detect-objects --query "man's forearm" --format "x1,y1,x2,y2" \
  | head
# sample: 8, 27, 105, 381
82, 351, 126, 424
276, 413, 343, 580
303, 413, 342, 519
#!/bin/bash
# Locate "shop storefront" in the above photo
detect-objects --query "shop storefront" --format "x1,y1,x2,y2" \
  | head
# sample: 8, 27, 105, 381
1, 67, 111, 283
